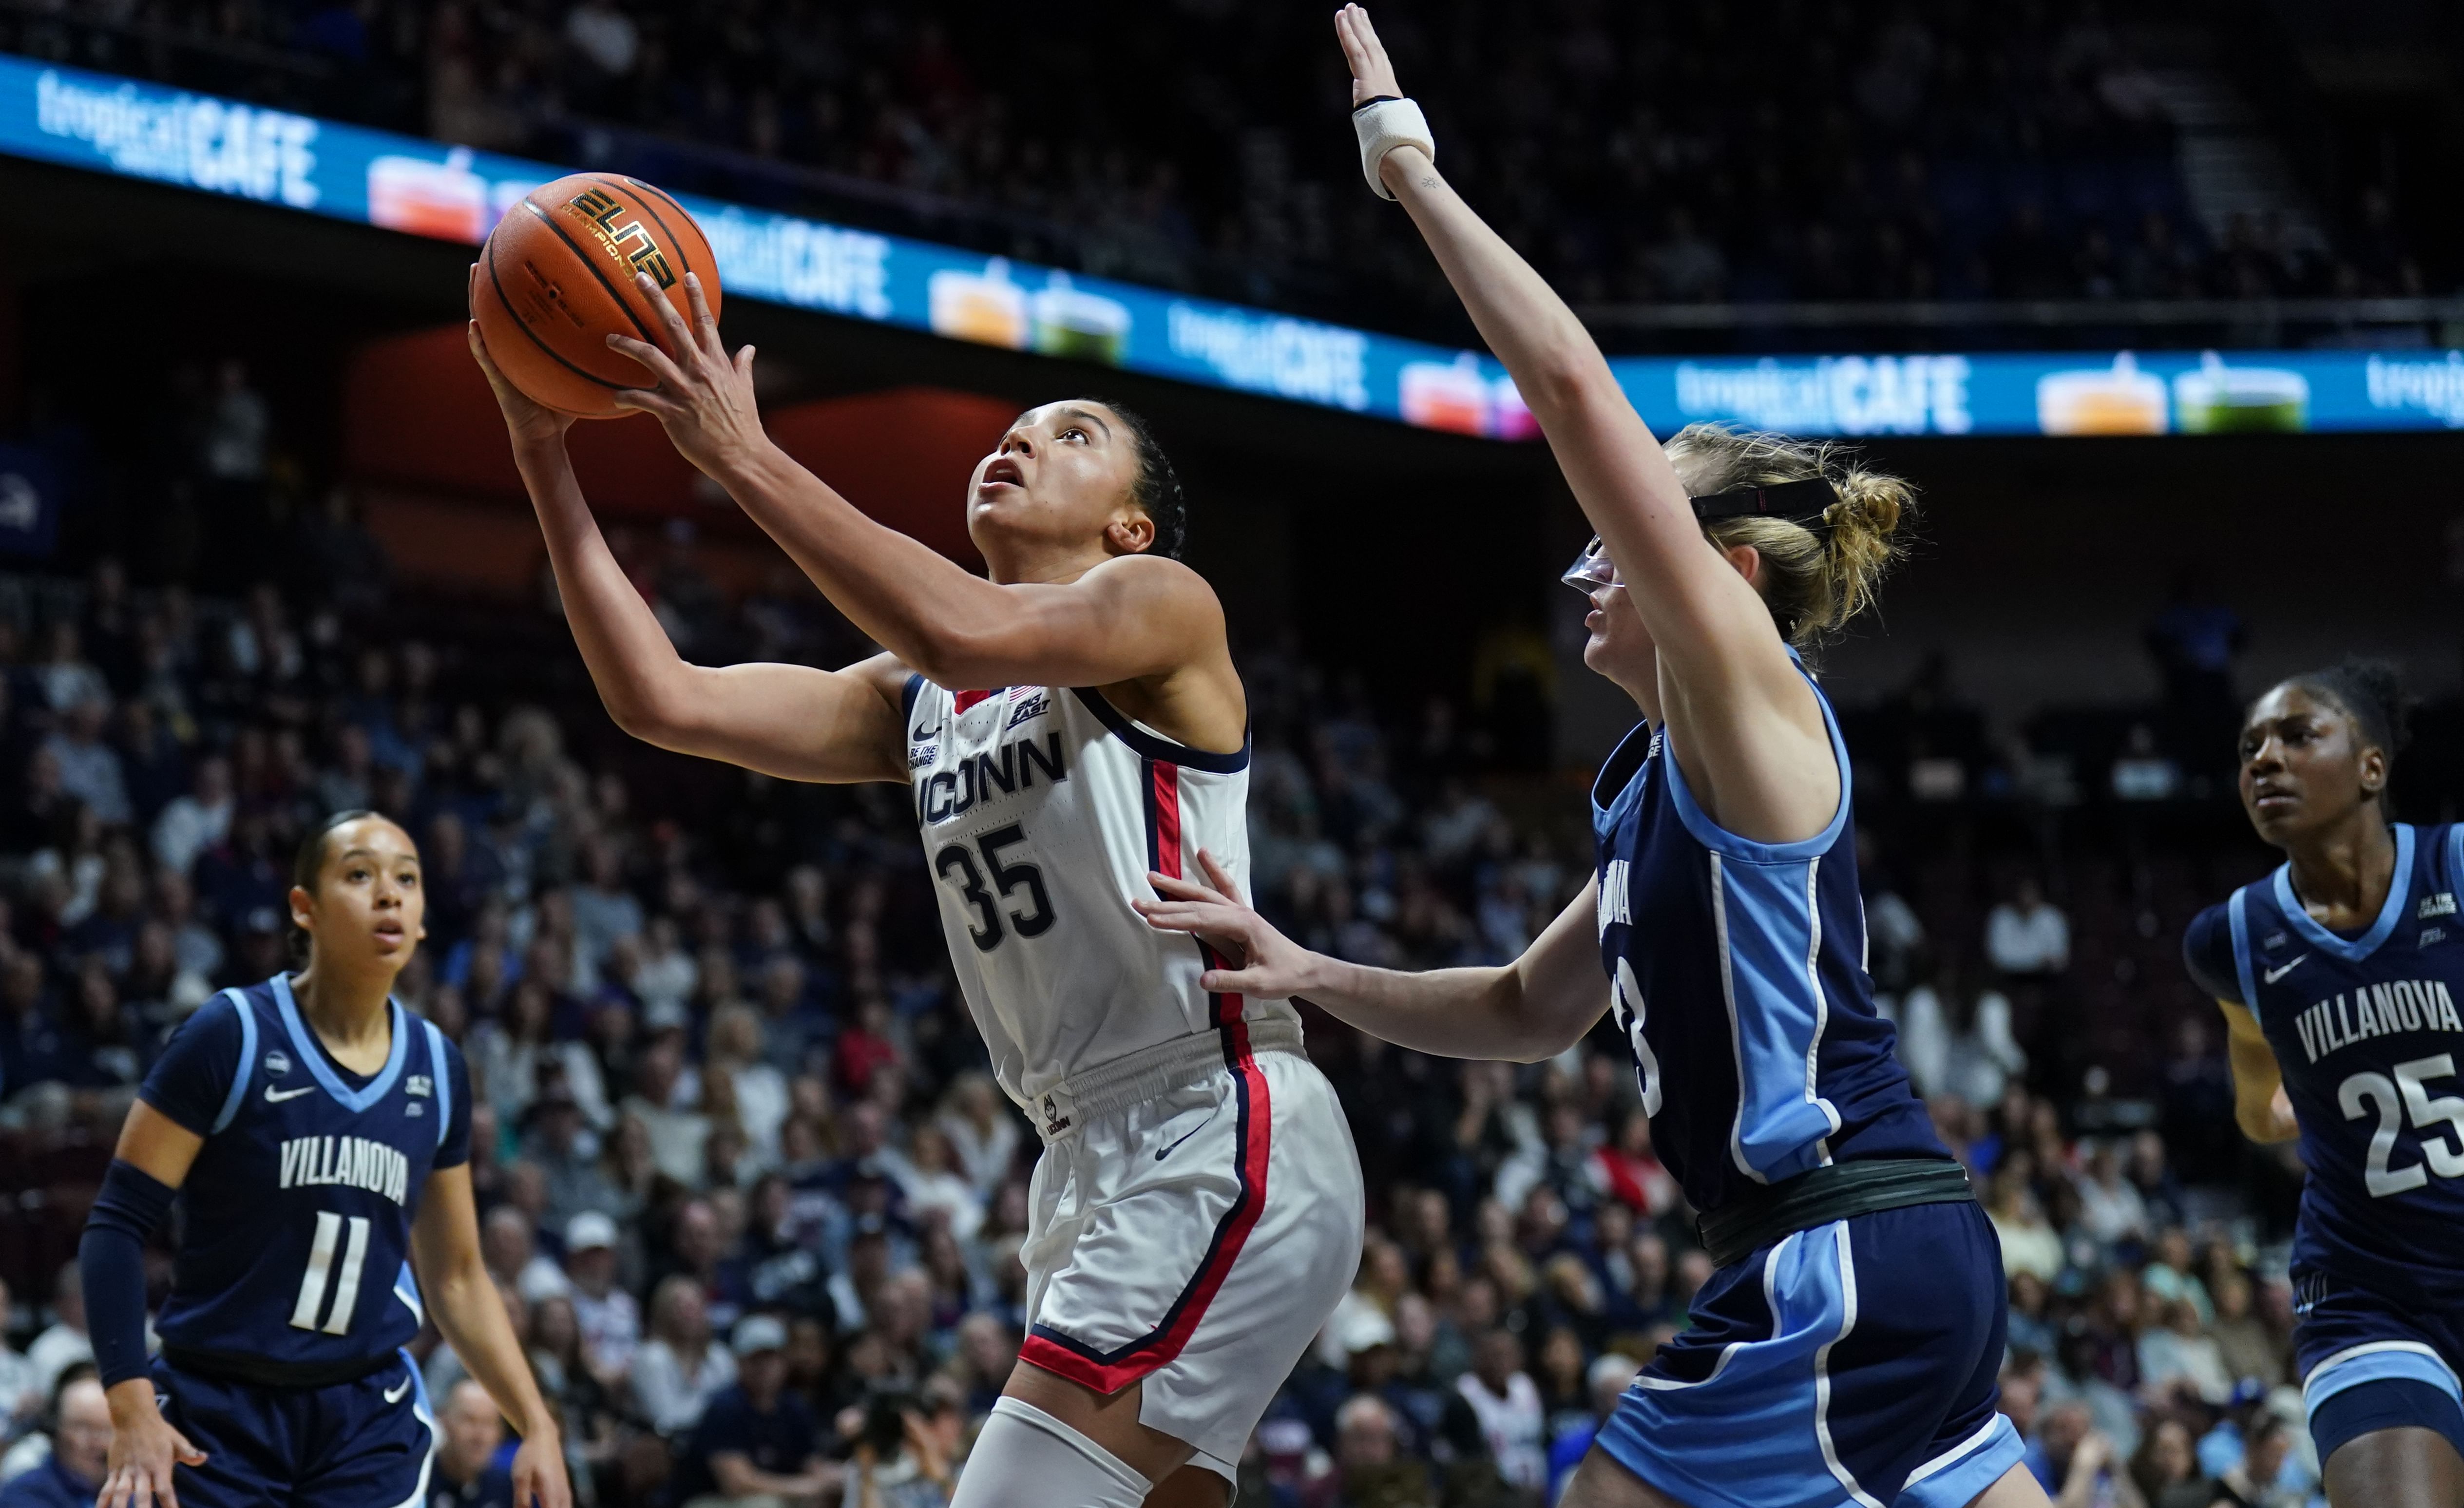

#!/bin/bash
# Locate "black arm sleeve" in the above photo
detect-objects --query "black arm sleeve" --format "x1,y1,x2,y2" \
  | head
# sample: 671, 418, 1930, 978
80, 1159, 176, 1388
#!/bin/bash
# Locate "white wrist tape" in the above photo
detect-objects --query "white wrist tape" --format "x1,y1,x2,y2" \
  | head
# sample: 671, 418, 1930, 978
1352, 96, 1433, 199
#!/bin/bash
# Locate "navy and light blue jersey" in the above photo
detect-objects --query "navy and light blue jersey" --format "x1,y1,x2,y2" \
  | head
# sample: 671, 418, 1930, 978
139, 975, 470, 1377
2184, 823, 2464, 1309
1590, 665, 1946, 1217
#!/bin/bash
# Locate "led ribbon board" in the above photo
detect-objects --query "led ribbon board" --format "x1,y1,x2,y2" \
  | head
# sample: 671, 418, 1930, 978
4, 55, 2461, 438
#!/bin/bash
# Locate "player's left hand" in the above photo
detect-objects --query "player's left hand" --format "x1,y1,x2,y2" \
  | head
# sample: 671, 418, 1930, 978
1336, 5, 1403, 107
509, 1427, 573, 1508
1135, 850, 1331, 1000
605, 270, 765, 478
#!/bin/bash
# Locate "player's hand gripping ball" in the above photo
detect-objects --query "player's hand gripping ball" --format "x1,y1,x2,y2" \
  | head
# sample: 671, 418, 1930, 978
470, 172, 721, 419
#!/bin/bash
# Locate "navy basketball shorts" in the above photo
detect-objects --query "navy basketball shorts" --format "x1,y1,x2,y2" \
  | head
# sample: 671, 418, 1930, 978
151, 1351, 436, 1508
1593, 1201, 2023, 1508
2295, 1270, 2464, 1467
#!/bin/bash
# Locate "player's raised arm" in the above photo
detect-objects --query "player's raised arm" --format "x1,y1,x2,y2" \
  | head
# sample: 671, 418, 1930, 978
1333, 7, 1836, 832
467, 314, 909, 785
1134, 852, 1610, 1062
600, 271, 1235, 701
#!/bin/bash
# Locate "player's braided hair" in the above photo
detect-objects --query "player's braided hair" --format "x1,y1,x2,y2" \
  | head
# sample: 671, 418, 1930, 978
1079, 398, 1187, 559
2280, 657, 2414, 770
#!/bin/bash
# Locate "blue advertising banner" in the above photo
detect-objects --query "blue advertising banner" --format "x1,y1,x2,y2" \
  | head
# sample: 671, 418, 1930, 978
4, 53, 2462, 439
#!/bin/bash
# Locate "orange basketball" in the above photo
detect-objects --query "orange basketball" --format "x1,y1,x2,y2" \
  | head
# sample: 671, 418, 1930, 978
471, 172, 721, 419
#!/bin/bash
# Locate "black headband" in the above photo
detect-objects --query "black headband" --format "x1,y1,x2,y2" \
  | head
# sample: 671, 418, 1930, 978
1689, 477, 1839, 530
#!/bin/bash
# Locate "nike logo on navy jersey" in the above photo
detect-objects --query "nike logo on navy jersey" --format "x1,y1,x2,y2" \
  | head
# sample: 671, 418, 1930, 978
2263, 956, 2308, 985
383, 1377, 411, 1404
265, 1084, 316, 1104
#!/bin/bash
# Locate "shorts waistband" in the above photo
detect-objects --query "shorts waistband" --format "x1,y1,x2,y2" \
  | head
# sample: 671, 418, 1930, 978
1697, 1157, 1975, 1269
1031, 1016, 1303, 1144
160, 1344, 398, 1390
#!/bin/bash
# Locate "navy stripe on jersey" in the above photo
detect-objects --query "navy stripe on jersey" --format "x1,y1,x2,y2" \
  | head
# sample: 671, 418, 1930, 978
1068, 687, 1251, 774
1592, 661, 1944, 1219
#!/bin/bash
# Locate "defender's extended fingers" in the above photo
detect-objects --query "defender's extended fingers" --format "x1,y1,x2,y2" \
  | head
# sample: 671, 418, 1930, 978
1199, 966, 1271, 995
1145, 871, 1231, 905
610, 386, 686, 419
682, 271, 724, 362
634, 271, 699, 357
1194, 849, 1248, 905
605, 332, 690, 390
172, 1429, 207, 1466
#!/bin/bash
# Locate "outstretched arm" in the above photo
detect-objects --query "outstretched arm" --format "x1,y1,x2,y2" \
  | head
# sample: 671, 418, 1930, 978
469, 317, 908, 784
1336, 7, 1831, 838
1135, 853, 1609, 1062
603, 272, 1231, 696
412, 1165, 572, 1508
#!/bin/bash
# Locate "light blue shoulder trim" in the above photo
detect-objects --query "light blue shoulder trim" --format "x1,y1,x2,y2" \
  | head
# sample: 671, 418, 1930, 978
271, 974, 411, 1112
2226, 888, 2259, 1022
2445, 822, 2464, 900
421, 1019, 450, 1149
2273, 823, 2415, 962
208, 987, 259, 1135
1662, 659, 1853, 864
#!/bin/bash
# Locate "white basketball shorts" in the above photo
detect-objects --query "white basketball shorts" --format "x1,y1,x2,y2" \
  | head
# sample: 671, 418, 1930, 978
1014, 1017, 1364, 1483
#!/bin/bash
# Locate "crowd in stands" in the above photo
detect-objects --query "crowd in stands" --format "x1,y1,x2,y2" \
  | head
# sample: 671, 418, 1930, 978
0, 0, 2441, 343
0, 511, 2348, 1508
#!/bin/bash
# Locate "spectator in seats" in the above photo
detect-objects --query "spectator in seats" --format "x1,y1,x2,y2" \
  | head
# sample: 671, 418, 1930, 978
2137, 1298, 2231, 1409
0, 1279, 38, 1429
2203, 1274, 2282, 1388
672, 1314, 838, 1508
1986, 874, 2071, 978
1545, 1352, 1641, 1504
622, 1029, 711, 1187
2138, 1228, 2211, 1324
37, 700, 127, 831
1987, 1170, 2064, 1283
25, 1268, 88, 1399
848, 1373, 963, 1508
561, 1211, 641, 1386
1455, 1328, 1544, 1492
2125, 1414, 2203, 1508
2072, 1140, 2150, 1252
634, 1274, 736, 1437
2025, 1401, 2139, 1508
934, 1072, 1018, 1198
1333, 1391, 1431, 1508
430, 1378, 516, 1508
0, 1371, 109, 1508
483, 1202, 570, 1306
706, 1004, 789, 1163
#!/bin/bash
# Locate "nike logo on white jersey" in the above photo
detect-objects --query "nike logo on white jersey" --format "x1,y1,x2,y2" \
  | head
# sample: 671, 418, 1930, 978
265, 1084, 317, 1103
2263, 956, 2308, 985
383, 1377, 411, 1404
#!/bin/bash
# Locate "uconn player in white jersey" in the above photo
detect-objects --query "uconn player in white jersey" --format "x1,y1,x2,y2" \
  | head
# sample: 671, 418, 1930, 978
1144, 13, 2049, 1508
79, 813, 569, 1508
470, 280, 1363, 1508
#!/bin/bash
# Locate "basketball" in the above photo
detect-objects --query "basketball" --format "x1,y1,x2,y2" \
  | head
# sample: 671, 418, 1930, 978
471, 172, 721, 419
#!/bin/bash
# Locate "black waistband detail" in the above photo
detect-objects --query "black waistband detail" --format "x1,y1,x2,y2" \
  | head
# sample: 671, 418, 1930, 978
1698, 1158, 1975, 1270
160, 1345, 398, 1391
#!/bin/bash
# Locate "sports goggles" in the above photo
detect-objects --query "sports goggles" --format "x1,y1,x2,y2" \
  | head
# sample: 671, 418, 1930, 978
1560, 478, 1839, 594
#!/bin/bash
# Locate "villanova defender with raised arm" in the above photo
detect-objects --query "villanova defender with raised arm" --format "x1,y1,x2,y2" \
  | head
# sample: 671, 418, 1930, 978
78, 812, 570, 1508
1135, 14, 2044, 1508
2184, 662, 2464, 1508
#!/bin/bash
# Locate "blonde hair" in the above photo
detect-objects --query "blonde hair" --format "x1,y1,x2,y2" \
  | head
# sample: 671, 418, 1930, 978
1660, 423, 1915, 649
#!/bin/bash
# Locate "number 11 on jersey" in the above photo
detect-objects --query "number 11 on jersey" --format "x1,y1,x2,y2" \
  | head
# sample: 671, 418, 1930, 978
291, 1211, 372, 1335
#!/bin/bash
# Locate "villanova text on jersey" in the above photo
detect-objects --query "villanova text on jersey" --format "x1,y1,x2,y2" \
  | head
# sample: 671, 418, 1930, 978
1588, 666, 1947, 1220
2185, 821, 2464, 1307
138, 974, 471, 1382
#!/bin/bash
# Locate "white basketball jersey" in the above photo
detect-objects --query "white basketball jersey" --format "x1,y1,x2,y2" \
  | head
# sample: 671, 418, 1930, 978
902, 677, 1298, 1111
